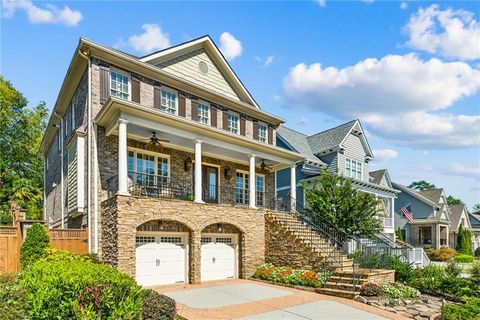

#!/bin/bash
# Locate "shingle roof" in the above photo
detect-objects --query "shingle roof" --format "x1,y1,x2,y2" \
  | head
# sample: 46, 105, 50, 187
449, 204, 467, 231
276, 126, 326, 166
418, 189, 444, 205
306, 120, 357, 154
392, 182, 439, 208
369, 169, 386, 184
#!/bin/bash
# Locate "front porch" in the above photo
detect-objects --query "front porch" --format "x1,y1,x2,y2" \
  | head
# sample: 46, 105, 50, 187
409, 222, 449, 249
97, 98, 304, 210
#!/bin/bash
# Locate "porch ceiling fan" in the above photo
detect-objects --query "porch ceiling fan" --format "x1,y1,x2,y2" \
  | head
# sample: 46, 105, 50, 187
143, 131, 169, 146
260, 159, 273, 171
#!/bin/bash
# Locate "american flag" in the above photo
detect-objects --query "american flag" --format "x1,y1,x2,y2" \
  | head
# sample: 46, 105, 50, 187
401, 204, 414, 223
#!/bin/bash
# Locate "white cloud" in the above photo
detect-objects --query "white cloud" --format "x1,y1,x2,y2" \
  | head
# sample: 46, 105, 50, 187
315, 0, 326, 7
444, 163, 480, 180
219, 32, 243, 61
296, 117, 309, 125
128, 24, 171, 54
2, 0, 82, 26
400, 2, 408, 10
256, 55, 275, 68
404, 4, 480, 61
372, 149, 398, 162
283, 53, 480, 149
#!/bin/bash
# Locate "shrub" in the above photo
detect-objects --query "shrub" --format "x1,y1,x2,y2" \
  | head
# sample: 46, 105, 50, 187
0, 274, 28, 320
252, 264, 330, 288
441, 297, 480, 320
430, 247, 457, 261
360, 283, 383, 296
391, 256, 414, 283
456, 225, 473, 255
411, 265, 445, 294
348, 251, 393, 269
454, 254, 474, 263
141, 289, 176, 320
20, 223, 50, 269
20, 255, 145, 319
380, 282, 420, 299
395, 228, 404, 241
475, 247, 480, 258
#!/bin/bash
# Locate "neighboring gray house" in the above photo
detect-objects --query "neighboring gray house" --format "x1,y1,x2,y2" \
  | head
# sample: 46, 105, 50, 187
393, 184, 450, 249
469, 213, 480, 252
275, 120, 398, 239
448, 203, 472, 249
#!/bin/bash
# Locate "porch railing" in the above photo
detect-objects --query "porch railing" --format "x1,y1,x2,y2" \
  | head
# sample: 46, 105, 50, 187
107, 173, 287, 210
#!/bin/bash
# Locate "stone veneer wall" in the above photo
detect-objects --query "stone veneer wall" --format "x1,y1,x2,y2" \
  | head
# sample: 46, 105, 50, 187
101, 195, 266, 284
264, 214, 326, 271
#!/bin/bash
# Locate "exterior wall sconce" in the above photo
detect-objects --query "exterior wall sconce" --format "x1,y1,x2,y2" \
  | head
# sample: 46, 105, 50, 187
184, 156, 192, 171
224, 167, 232, 180
217, 223, 223, 232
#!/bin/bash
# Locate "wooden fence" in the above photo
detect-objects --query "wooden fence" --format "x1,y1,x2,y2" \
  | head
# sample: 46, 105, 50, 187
0, 205, 88, 274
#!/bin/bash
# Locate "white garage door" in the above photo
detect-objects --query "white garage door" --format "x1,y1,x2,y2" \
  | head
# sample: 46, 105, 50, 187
201, 235, 237, 281
136, 234, 187, 286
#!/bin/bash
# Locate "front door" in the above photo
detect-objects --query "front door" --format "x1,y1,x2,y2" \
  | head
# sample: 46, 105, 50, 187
203, 166, 218, 203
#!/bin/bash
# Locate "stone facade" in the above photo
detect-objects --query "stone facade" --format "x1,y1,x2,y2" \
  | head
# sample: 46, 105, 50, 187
100, 195, 266, 283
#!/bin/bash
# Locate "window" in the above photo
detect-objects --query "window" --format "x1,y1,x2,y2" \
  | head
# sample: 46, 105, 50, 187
345, 158, 362, 180
256, 175, 265, 207
228, 113, 239, 134
258, 124, 267, 143
128, 150, 170, 186
110, 71, 129, 100
235, 171, 264, 206
160, 90, 177, 114
197, 102, 209, 125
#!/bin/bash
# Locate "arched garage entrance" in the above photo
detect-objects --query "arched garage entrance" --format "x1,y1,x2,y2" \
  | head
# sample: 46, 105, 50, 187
136, 220, 191, 286
201, 223, 242, 281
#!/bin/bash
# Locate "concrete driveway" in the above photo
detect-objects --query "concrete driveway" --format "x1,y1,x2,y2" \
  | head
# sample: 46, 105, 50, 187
154, 279, 407, 320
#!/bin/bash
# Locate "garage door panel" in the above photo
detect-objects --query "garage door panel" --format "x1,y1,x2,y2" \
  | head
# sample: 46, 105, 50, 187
201, 236, 236, 281
135, 235, 187, 286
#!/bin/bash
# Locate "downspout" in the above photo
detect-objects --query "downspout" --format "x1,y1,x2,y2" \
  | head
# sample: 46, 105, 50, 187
53, 112, 65, 228
78, 47, 92, 253
93, 123, 98, 253
42, 155, 46, 221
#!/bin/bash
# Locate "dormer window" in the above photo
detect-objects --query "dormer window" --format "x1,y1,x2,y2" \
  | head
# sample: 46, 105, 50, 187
110, 70, 130, 100
345, 158, 362, 180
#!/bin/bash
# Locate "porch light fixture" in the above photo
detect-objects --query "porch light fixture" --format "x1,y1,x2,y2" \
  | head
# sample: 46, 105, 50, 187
224, 167, 232, 180
184, 156, 192, 171
217, 224, 222, 232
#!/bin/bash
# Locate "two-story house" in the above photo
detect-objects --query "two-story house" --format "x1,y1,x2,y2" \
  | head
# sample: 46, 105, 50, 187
448, 203, 472, 249
275, 121, 398, 239
39, 36, 304, 286
393, 184, 450, 249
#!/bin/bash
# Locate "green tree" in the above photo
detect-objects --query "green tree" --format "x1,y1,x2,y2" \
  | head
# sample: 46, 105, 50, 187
408, 180, 436, 191
0, 76, 47, 222
395, 227, 404, 241
20, 223, 50, 269
446, 195, 461, 206
303, 171, 382, 238
456, 225, 473, 255
473, 204, 480, 214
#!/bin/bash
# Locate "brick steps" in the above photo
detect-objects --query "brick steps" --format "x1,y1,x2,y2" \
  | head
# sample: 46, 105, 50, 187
315, 287, 359, 299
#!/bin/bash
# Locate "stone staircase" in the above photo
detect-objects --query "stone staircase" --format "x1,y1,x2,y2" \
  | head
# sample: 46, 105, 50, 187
265, 212, 394, 300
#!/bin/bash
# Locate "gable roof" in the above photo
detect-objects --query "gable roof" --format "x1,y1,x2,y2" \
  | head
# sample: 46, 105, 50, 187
418, 189, 444, 205
306, 120, 373, 157
392, 182, 439, 208
140, 35, 259, 109
370, 169, 386, 184
470, 213, 480, 229
449, 204, 471, 231
276, 126, 326, 167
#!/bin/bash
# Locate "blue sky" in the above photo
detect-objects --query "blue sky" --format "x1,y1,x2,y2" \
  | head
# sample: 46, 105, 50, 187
1, 0, 479, 208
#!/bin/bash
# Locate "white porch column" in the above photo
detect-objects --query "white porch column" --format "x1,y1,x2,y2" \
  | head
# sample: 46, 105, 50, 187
194, 139, 203, 203
118, 119, 129, 195
290, 164, 297, 211
249, 154, 256, 209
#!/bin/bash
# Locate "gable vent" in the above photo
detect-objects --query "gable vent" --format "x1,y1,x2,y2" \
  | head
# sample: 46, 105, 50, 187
199, 61, 209, 74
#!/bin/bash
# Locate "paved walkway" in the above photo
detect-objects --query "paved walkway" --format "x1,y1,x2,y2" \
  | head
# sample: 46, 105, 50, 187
153, 279, 408, 320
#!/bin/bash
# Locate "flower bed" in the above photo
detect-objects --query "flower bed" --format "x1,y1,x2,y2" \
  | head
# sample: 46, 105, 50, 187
253, 263, 331, 288
360, 282, 420, 299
